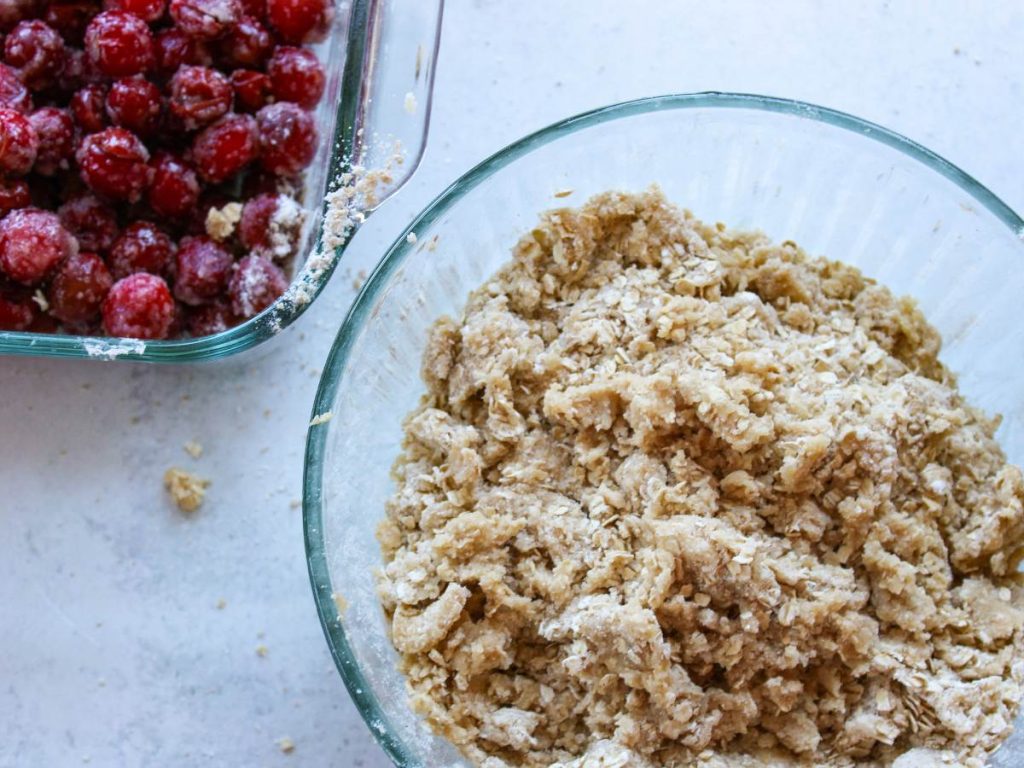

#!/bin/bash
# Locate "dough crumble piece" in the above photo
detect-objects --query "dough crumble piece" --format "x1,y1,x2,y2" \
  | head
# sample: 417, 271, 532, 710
163, 467, 209, 513
377, 189, 1024, 767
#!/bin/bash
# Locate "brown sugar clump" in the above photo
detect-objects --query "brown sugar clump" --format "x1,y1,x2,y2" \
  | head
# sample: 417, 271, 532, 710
164, 467, 210, 512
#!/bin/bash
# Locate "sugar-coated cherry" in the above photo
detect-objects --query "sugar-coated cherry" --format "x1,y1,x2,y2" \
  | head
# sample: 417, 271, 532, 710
230, 69, 269, 112
108, 220, 176, 279
48, 250, 113, 324
191, 112, 257, 183
237, 0, 266, 21
238, 192, 276, 250
84, 11, 155, 77
168, 65, 231, 130
0, 178, 30, 215
44, 2, 104, 47
0, 289, 37, 330
103, 0, 167, 23
267, 46, 324, 109
0, 107, 38, 176
28, 108, 75, 176
4, 21, 66, 91
106, 76, 162, 136
147, 151, 199, 218
169, 0, 243, 41
173, 235, 232, 305
101, 271, 174, 338
0, 208, 78, 285
186, 296, 237, 335
266, 0, 332, 44
221, 16, 272, 69
76, 127, 152, 202
71, 83, 109, 132
58, 194, 120, 252
154, 28, 209, 76
0, 62, 31, 113
228, 253, 285, 317
256, 101, 315, 177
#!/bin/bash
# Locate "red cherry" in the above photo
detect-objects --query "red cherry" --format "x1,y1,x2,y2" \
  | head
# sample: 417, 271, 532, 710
58, 194, 120, 252
238, 193, 276, 250
102, 272, 175, 338
221, 16, 272, 69
169, 0, 243, 41
76, 127, 153, 203
71, 83, 109, 133
84, 11, 155, 78
106, 76, 162, 136
228, 253, 285, 317
108, 220, 176, 279
168, 65, 231, 130
191, 112, 258, 183
230, 69, 269, 113
0, 289, 36, 330
0, 208, 78, 285
148, 151, 199, 218
48, 250, 113, 324
187, 297, 238, 335
28, 108, 75, 176
267, 46, 324, 109
4, 21, 66, 91
256, 101, 315, 177
265, 0, 332, 44
154, 28, 209, 76
103, 0, 167, 23
0, 62, 32, 113
173, 235, 232, 305
0, 178, 30, 216
0, 107, 37, 176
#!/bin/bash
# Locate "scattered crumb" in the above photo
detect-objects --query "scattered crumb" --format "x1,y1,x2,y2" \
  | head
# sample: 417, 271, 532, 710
163, 467, 209, 513
415, 44, 424, 79
953, 46, 962, 55
263, 408, 272, 417
205, 202, 243, 241
183, 440, 203, 459
216, 598, 227, 610
32, 289, 48, 311
256, 644, 269, 657
332, 592, 348, 616
266, 194, 306, 261
425, 234, 439, 252
403, 91, 417, 114
309, 411, 333, 427
553, 188, 574, 198
406, 231, 418, 244
277, 737, 295, 754
289, 498, 302, 510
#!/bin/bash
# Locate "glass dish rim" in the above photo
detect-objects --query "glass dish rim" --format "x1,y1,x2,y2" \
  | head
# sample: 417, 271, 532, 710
0, 0, 443, 363
302, 91, 1024, 767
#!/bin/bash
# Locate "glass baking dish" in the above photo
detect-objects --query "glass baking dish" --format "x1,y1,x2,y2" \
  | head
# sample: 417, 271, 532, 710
0, 0, 444, 362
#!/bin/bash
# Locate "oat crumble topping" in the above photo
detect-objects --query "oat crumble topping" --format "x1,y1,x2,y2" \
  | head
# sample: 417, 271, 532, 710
377, 190, 1024, 767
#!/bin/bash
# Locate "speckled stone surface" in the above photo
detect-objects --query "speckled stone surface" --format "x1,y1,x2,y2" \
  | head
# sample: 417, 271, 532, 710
1, 2, 1021, 766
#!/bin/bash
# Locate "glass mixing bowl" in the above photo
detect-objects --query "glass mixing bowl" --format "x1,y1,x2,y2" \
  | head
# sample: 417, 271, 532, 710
304, 93, 1024, 767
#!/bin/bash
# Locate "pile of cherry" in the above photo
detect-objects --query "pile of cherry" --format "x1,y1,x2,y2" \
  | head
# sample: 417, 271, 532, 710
0, 0, 331, 340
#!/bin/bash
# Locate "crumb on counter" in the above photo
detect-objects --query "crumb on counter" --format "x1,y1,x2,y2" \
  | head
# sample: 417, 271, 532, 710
183, 440, 203, 459
276, 737, 295, 754
403, 91, 417, 114
216, 598, 227, 610
406, 232, 418, 244
256, 644, 269, 657
332, 592, 348, 616
163, 467, 209, 513
553, 188, 574, 198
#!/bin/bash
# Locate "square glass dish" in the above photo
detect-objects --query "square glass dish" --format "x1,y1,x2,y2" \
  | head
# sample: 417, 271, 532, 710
0, 0, 443, 362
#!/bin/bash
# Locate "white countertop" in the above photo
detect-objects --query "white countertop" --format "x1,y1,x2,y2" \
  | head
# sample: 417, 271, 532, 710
2, 2, 1022, 766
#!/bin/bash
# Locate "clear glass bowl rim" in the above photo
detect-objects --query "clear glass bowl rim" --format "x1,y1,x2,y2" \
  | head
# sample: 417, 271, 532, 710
302, 91, 1024, 767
